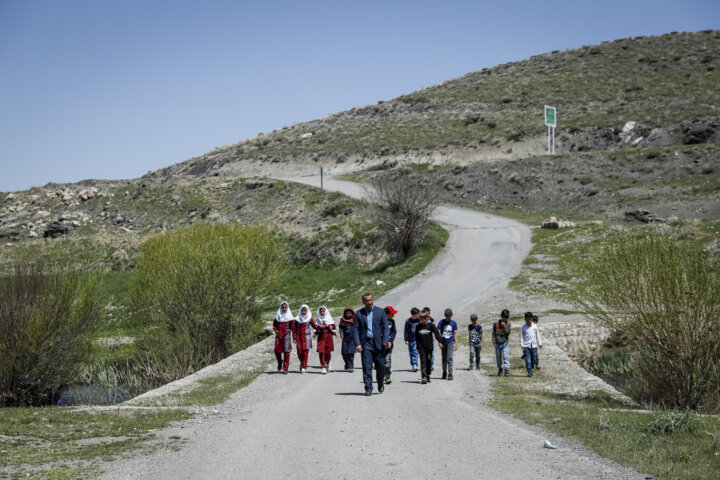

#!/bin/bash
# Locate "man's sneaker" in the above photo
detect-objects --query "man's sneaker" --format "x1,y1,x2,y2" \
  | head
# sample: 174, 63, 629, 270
448, 374, 454, 381
321, 368, 327, 374
412, 365, 418, 372
282, 370, 288, 375
277, 363, 282, 371
469, 364, 474, 371
349, 368, 354, 373
442, 371, 447, 380
328, 361, 332, 371
365, 389, 372, 396
384, 377, 392, 385
301, 368, 306, 374
536, 366, 541, 370
504, 371, 509, 377
497, 368, 503, 376
475, 365, 481, 370
527, 372, 533, 377
421, 378, 428, 384
426, 377, 431, 383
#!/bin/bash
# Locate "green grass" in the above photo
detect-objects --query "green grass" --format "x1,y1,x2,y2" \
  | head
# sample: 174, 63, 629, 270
508, 221, 720, 300
0, 406, 191, 472
487, 381, 720, 480
142, 368, 266, 407
265, 221, 449, 312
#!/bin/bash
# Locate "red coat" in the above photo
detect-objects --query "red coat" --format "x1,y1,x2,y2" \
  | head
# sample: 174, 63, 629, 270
316, 323, 336, 354
293, 319, 315, 351
273, 320, 292, 353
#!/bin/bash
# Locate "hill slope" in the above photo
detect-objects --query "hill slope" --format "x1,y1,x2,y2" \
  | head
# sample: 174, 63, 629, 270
152, 30, 720, 179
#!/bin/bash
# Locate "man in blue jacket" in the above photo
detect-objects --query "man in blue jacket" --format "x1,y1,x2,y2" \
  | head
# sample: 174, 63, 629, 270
354, 293, 390, 396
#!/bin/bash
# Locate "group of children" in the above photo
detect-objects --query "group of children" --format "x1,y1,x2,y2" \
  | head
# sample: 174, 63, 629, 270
273, 302, 543, 381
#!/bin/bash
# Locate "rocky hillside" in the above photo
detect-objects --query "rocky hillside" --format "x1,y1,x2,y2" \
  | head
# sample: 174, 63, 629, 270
0, 176, 384, 272
150, 30, 719, 179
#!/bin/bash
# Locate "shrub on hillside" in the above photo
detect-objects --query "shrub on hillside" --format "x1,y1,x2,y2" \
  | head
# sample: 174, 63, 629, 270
0, 266, 102, 406
577, 232, 720, 411
367, 176, 441, 259
129, 223, 286, 375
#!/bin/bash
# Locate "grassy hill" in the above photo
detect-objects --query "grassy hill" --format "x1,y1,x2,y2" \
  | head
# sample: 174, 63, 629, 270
153, 30, 719, 179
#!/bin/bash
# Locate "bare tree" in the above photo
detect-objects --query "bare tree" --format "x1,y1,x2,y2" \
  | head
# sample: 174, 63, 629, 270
367, 174, 442, 259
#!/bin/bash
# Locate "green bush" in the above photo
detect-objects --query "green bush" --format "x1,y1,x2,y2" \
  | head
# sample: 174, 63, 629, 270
0, 266, 102, 406
577, 232, 720, 411
129, 223, 285, 376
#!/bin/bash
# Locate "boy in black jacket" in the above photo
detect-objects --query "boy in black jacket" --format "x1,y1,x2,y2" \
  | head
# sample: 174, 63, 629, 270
383, 306, 398, 384
416, 311, 442, 384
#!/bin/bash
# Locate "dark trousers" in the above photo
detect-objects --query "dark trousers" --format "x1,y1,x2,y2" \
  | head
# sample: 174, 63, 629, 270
384, 346, 394, 379
418, 347, 433, 379
361, 339, 385, 391
342, 353, 355, 370
275, 352, 290, 371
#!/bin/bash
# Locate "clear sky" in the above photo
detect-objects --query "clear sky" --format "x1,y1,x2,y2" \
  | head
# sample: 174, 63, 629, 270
1, 0, 718, 192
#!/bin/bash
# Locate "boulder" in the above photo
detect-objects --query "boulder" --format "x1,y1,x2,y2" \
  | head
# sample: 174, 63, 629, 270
44, 221, 69, 238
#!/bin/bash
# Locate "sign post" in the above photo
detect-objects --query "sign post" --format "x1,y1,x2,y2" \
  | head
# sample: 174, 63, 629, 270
320, 166, 324, 202
544, 105, 556, 154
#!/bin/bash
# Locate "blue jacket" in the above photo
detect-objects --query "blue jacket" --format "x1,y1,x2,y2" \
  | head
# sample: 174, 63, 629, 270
353, 305, 389, 350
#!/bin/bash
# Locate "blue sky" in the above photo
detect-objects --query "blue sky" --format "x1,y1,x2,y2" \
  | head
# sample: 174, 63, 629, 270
1, 0, 718, 192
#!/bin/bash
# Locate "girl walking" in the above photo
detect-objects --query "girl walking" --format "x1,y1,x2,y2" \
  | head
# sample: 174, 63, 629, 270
293, 304, 315, 374
316, 305, 336, 374
273, 301, 294, 374
339, 306, 357, 372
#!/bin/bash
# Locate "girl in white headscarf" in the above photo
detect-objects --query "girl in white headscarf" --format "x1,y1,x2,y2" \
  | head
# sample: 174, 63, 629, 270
273, 301, 294, 373
315, 305, 336, 374
293, 304, 315, 374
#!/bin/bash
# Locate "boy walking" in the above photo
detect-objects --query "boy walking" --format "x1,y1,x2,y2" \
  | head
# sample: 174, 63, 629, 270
404, 307, 420, 372
468, 314, 483, 370
437, 308, 458, 380
520, 312, 542, 377
492, 309, 511, 377
415, 311, 442, 384
383, 306, 398, 384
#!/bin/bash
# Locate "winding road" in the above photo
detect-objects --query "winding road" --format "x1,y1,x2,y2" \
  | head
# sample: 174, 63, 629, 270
101, 177, 643, 480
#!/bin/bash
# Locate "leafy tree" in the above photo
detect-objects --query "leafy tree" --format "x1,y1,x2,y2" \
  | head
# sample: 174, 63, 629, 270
0, 266, 102, 406
577, 232, 720, 411
129, 223, 286, 374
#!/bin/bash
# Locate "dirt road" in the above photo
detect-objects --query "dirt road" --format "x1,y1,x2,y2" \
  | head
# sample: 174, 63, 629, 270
101, 177, 643, 479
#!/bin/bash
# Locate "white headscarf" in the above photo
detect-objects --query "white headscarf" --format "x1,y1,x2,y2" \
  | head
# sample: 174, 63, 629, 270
317, 305, 334, 326
275, 301, 294, 323
295, 304, 312, 324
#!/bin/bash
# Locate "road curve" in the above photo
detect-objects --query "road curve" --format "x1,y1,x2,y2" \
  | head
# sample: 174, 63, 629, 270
101, 177, 643, 480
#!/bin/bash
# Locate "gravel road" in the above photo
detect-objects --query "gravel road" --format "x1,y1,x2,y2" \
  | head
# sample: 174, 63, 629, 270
100, 177, 644, 480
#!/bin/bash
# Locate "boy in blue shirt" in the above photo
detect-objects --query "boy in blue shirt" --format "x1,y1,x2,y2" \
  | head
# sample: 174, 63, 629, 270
437, 308, 458, 380
468, 314, 483, 370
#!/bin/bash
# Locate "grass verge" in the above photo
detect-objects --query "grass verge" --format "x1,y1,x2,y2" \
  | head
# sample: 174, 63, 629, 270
484, 364, 720, 480
0, 407, 191, 478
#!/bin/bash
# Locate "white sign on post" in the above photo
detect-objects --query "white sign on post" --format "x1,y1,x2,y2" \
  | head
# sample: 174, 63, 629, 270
544, 105, 556, 154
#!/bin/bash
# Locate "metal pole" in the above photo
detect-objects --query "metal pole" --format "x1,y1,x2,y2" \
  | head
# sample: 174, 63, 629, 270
552, 126, 556, 154
320, 166, 324, 202
547, 126, 551, 154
